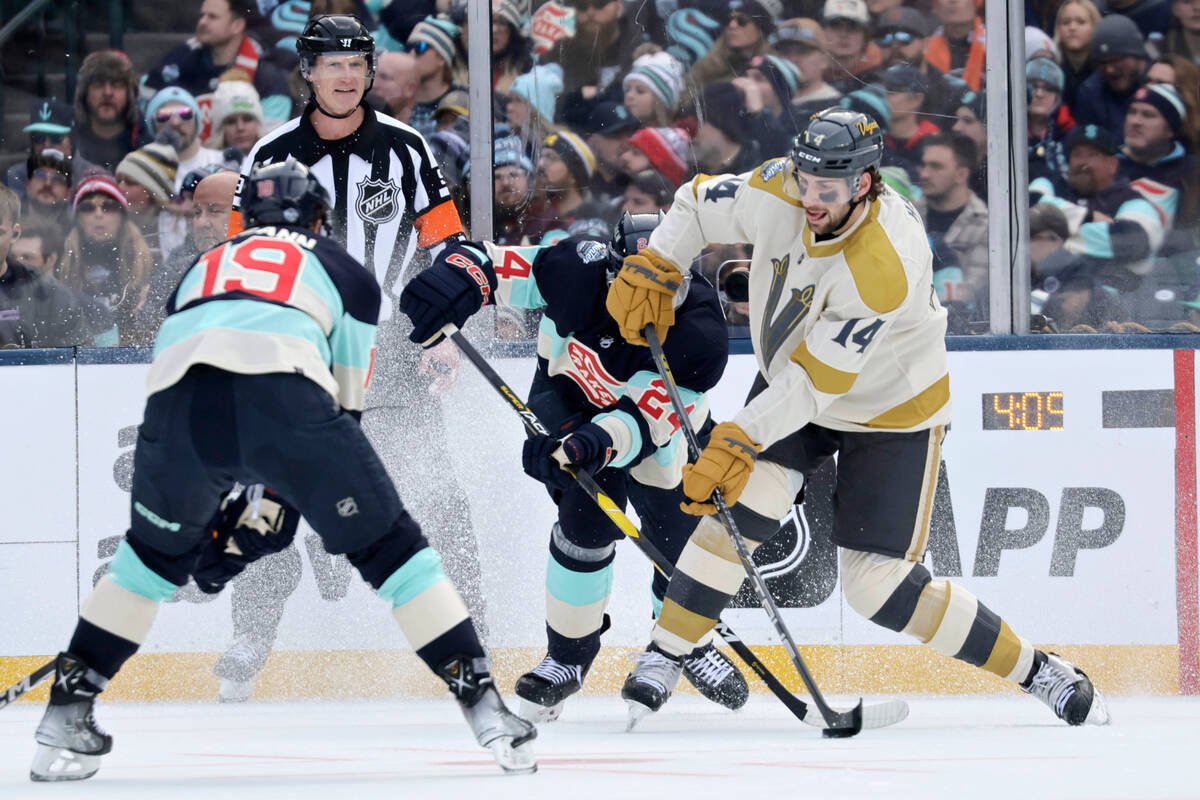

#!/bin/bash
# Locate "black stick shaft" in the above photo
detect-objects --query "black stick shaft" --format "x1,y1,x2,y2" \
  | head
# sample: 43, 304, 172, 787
0, 660, 54, 711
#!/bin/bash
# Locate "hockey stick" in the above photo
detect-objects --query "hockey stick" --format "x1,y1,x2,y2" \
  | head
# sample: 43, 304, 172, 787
0, 660, 55, 711
645, 326, 904, 737
442, 325, 819, 724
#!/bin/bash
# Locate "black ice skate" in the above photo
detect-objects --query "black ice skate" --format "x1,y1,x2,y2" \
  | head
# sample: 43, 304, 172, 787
30, 653, 113, 782
515, 655, 586, 723
683, 643, 749, 711
213, 634, 270, 702
621, 644, 684, 731
438, 655, 538, 775
1022, 651, 1111, 726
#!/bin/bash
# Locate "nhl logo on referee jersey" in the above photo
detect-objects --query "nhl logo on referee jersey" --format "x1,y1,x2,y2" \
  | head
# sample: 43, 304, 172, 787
355, 176, 401, 224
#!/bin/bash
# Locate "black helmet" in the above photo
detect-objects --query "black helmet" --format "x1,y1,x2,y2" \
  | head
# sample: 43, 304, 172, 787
297, 15, 376, 87
242, 157, 331, 230
606, 211, 662, 280
789, 107, 884, 178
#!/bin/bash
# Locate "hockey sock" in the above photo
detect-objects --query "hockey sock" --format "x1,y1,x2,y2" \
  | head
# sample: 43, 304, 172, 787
377, 547, 485, 667
416, 619, 486, 672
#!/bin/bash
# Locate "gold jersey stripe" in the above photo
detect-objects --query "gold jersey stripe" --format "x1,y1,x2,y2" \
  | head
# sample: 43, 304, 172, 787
905, 425, 944, 561
791, 341, 858, 394
867, 373, 951, 429
801, 199, 908, 313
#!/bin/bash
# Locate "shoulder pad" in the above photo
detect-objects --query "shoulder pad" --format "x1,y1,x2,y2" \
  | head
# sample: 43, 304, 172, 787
747, 158, 802, 207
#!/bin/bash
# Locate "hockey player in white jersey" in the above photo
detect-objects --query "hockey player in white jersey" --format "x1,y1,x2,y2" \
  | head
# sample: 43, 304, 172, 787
606, 107, 1111, 728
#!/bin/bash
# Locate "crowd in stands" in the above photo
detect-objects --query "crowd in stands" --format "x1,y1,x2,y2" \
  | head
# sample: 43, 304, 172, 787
4, 0, 1200, 349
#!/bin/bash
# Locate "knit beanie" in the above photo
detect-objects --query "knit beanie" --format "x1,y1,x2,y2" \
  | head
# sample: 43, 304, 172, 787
728, 0, 777, 37
1130, 83, 1185, 135
493, 0, 529, 35
666, 8, 721, 66
629, 127, 690, 185
623, 52, 686, 112
116, 139, 180, 206
494, 134, 534, 174
72, 172, 129, 214
878, 165, 915, 200
699, 82, 751, 142
408, 16, 460, 67
1026, 57, 1064, 93
146, 86, 201, 136
749, 54, 802, 109
509, 63, 564, 122
544, 130, 596, 187
210, 80, 264, 131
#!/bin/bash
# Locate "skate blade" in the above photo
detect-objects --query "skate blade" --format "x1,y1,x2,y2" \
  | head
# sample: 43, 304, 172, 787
1085, 690, 1113, 726
218, 679, 254, 703
801, 699, 909, 730
625, 699, 654, 732
30, 744, 102, 782
489, 738, 537, 775
519, 697, 564, 724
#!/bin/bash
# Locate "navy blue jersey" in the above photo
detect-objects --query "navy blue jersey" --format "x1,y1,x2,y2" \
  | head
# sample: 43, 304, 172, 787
474, 237, 728, 488
147, 225, 381, 413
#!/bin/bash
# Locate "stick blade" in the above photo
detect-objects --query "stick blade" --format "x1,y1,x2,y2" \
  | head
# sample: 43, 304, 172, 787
801, 698, 909, 733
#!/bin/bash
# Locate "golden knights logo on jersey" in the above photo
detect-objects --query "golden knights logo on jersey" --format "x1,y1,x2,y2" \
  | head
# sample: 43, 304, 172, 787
761, 253, 816, 365
355, 176, 401, 224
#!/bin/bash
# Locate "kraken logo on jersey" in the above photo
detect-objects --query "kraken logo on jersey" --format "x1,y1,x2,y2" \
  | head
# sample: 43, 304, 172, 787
355, 176, 401, 224
760, 254, 815, 365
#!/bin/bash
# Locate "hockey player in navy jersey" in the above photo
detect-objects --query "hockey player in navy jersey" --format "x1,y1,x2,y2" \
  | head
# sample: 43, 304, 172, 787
28, 160, 535, 782
398, 213, 750, 723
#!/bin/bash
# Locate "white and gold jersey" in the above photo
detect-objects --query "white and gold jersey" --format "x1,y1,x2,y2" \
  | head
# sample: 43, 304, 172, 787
645, 158, 951, 449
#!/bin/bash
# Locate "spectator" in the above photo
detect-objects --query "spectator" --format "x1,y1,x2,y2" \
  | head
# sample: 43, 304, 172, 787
507, 63, 564, 162
407, 16, 465, 138
115, 138, 181, 259
925, 0, 986, 90
586, 102, 640, 205
1146, 55, 1200, 150
369, 51, 421, 124
1075, 14, 1148, 138
1108, 0, 1173, 40
492, 0, 534, 95
623, 51, 686, 127
545, 0, 648, 128
141, 0, 292, 138
434, 89, 469, 133
735, 55, 803, 156
686, 0, 777, 103
882, 64, 941, 176
144, 170, 240, 331
1054, 0, 1101, 108
207, 80, 265, 159
916, 133, 989, 311
9, 219, 64, 275
1029, 202, 1071, 287
693, 82, 763, 173
20, 149, 73, 234
73, 50, 152, 174
822, 0, 881, 91
1118, 84, 1198, 203
872, 7, 958, 125
535, 131, 603, 224
1169, 0, 1200, 63
1039, 253, 1130, 329
0, 185, 114, 349
622, 168, 675, 214
57, 174, 155, 346
174, 164, 225, 229
774, 19, 842, 115
491, 138, 545, 245
4, 99, 84, 199
623, 127, 691, 186
1027, 57, 1074, 182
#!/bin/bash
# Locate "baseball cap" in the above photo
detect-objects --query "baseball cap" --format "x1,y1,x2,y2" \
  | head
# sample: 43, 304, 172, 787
822, 0, 868, 26
1090, 14, 1146, 61
882, 63, 928, 94
435, 89, 470, 119
24, 98, 73, 135
1067, 124, 1118, 156
876, 7, 930, 37
587, 102, 641, 136
775, 18, 825, 50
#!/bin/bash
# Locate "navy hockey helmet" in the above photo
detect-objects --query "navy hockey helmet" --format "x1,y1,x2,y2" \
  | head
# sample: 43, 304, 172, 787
789, 107, 884, 180
297, 15, 377, 90
606, 211, 662, 280
241, 157, 331, 231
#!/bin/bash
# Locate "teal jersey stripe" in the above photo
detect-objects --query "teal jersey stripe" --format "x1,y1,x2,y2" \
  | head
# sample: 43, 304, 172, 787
546, 556, 613, 606
539, 314, 569, 359
377, 548, 448, 607
330, 313, 376, 371
109, 539, 179, 602
154, 299, 332, 364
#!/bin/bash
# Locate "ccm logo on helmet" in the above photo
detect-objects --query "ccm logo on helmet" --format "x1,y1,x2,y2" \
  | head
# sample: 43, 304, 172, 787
794, 151, 822, 162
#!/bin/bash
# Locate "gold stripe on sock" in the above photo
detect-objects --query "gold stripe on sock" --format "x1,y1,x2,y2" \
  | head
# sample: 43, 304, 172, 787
657, 597, 718, 648
980, 619, 1023, 679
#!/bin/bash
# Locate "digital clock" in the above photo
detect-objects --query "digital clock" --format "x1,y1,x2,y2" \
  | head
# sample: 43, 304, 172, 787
981, 392, 1064, 431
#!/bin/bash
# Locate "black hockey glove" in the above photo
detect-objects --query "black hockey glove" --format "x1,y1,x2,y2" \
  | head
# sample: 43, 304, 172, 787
193, 487, 300, 594
399, 242, 496, 345
521, 422, 615, 490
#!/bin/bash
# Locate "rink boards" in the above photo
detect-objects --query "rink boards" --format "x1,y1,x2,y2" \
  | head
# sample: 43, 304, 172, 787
1, 342, 1197, 699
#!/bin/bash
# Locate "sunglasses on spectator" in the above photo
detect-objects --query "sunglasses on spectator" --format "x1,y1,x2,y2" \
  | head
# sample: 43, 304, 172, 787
32, 168, 68, 185
77, 199, 122, 214
876, 30, 917, 46
155, 106, 195, 124
728, 12, 753, 26
31, 133, 67, 145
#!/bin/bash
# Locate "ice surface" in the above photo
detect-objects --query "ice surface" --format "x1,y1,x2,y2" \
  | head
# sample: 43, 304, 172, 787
2, 694, 1198, 798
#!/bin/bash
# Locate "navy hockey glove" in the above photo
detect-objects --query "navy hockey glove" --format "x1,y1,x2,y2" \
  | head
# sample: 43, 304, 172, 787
399, 242, 496, 345
521, 423, 615, 490
193, 487, 299, 594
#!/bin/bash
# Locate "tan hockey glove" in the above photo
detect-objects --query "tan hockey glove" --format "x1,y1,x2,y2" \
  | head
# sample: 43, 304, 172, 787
605, 248, 683, 346
680, 422, 762, 516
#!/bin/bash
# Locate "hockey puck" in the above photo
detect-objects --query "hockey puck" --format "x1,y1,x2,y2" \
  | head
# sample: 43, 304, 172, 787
821, 726, 860, 739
